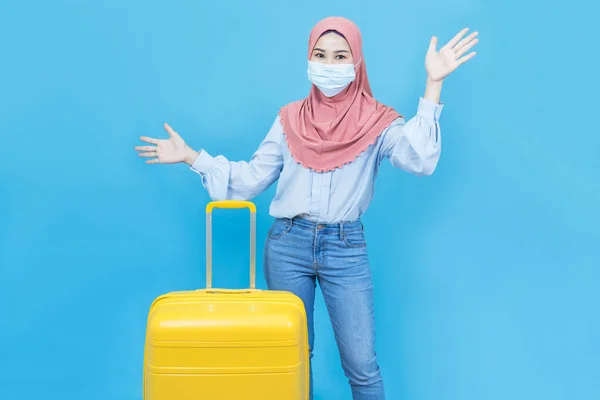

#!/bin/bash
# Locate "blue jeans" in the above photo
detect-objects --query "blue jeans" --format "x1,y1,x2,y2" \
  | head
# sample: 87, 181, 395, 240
264, 216, 385, 400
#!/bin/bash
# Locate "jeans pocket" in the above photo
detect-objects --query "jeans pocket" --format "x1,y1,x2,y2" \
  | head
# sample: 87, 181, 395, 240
342, 229, 367, 248
268, 218, 292, 240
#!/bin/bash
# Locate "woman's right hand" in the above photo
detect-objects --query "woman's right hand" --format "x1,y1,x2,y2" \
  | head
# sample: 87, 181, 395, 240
135, 123, 199, 165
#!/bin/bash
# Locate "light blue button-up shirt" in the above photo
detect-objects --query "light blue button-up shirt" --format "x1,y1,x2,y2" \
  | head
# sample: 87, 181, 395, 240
190, 97, 443, 223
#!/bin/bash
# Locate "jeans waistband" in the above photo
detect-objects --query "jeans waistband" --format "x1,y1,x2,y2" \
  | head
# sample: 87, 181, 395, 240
277, 215, 363, 233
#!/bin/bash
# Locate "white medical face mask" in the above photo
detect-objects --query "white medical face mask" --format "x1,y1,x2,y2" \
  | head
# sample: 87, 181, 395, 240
307, 60, 360, 97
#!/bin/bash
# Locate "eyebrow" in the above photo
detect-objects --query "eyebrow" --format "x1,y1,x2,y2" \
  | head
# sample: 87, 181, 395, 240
313, 48, 350, 54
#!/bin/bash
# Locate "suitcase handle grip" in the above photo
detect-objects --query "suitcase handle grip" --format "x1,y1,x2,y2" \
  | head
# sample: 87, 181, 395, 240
205, 200, 256, 289
206, 200, 256, 213
200, 289, 258, 294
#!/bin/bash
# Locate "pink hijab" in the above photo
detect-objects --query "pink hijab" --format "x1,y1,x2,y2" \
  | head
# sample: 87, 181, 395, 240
279, 16, 402, 172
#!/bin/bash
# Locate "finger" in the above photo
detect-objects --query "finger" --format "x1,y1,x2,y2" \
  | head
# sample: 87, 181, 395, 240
455, 38, 479, 58
164, 123, 179, 138
135, 145, 156, 152
428, 36, 438, 54
140, 136, 159, 145
457, 51, 477, 66
453, 31, 479, 51
138, 151, 158, 158
146, 158, 160, 164
445, 27, 469, 49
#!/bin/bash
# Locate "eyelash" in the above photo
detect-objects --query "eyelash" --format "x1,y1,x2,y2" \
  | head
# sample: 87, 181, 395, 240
315, 53, 346, 59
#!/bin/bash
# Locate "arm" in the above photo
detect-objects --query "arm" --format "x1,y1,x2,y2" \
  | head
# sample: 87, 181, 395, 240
379, 97, 443, 176
377, 27, 478, 175
188, 116, 284, 201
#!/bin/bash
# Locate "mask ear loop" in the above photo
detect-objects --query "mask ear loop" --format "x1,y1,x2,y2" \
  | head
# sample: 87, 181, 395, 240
354, 58, 363, 68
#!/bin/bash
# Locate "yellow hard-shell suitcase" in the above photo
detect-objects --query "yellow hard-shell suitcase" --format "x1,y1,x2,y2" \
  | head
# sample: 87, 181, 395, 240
143, 201, 309, 400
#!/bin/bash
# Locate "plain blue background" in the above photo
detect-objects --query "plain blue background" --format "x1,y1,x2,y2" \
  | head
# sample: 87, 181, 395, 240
1, 0, 598, 399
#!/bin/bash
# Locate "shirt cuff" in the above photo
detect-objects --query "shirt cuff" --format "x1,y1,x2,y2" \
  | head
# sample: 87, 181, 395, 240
189, 149, 214, 174
417, 97, 444, 122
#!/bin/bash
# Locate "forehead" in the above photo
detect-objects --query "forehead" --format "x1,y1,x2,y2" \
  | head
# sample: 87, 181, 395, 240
313, 31, 351, 51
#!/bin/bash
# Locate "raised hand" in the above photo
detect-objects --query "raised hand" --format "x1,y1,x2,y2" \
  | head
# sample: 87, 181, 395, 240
426, 28, 479, 82
135, 123, 198, 165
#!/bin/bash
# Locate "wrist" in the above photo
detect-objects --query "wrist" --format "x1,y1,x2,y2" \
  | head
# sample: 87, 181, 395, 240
426, 75, 443, 87
424, 76, 443, 104
183, 146, 199, 166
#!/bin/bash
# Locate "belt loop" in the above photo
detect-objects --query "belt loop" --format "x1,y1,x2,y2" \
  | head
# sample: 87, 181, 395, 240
339, 221, 344, 241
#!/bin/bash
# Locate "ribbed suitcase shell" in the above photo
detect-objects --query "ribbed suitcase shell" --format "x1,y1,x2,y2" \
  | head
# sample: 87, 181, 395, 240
143, 289, 309, 399
143, 201, 309, 399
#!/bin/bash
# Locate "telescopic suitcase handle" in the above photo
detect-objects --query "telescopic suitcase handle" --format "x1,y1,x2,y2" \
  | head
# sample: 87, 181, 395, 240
205, 200, 256, 289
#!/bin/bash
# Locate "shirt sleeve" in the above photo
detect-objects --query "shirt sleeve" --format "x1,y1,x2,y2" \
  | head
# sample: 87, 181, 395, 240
379, 97, 444, 176
189, 115, 284, 200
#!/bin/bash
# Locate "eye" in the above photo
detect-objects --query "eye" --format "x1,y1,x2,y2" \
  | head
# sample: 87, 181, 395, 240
314, 53, 324, 58
335, 55, 346, 60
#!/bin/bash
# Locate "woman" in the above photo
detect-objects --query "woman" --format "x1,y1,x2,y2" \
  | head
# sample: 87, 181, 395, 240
135, 16, 478, 400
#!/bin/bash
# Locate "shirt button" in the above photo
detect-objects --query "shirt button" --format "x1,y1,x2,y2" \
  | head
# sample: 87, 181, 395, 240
317, 225, 324, 230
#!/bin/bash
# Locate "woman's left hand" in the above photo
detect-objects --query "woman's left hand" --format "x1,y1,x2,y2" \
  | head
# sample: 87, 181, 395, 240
426, 28, 479, 82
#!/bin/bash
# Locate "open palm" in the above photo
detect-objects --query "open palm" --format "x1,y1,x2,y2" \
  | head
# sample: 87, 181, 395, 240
426, 28, 479, 82
135, 123, 190, 164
